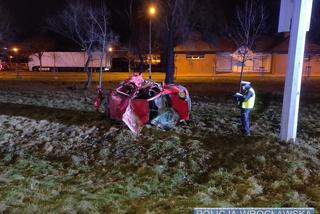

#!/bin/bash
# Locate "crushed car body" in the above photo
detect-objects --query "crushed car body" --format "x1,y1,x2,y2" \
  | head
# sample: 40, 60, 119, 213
95, 74, 191, 133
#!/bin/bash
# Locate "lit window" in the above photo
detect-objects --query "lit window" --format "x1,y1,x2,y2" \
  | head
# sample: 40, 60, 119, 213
186, 54, 205, 60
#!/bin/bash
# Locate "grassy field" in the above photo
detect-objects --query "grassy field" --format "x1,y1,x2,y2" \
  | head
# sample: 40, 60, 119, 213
0, 79, 319, 213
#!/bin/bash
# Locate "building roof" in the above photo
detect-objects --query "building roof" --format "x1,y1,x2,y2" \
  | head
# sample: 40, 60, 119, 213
174, 33, 276, 54
272, 37, 320, 53
214, 38, 236, 52
174, 32, 218, 53
174, 31, 320, 54
254, 36, 277, 52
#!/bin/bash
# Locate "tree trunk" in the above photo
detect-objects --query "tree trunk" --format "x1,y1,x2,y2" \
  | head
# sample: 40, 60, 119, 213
84, 53, 92, 90
38, 53, 43, 72
99, 55, 103, 87
138, 53, 144, 75
165, 27, 175, 84
128, 40, 132, 73
239, 59, 245, 93
39, 57, 42, 72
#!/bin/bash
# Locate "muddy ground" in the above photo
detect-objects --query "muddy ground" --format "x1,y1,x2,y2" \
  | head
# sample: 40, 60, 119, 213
0, 79, 320, 214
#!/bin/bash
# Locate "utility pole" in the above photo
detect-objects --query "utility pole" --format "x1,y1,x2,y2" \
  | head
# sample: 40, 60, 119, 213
149, 18, 152, 79
279, 0, 313, 142
148, 4, 156, 80
12, 47, 20, 79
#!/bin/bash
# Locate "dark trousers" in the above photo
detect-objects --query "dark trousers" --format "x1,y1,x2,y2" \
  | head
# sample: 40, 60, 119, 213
241, 108, 251, 136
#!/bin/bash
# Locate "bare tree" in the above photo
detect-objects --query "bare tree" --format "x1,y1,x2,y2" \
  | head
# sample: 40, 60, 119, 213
157, 0, 197, 83
123, 0, 135, 73
47, 1, 98, 89
113, 0, 143, 73
228, 0, 266, 92
133, 23, 149, 73
197, 0, 228, 43
88, 2, 116, 87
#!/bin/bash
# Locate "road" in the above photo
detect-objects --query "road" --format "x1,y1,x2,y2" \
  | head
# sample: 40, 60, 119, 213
1, 70, 319, 82
0, 71, 165, 82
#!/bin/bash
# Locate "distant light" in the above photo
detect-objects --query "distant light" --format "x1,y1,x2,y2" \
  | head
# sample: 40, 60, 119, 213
108, 47, 113, 52
3, 47, 7, 50
12, 47, 19, 52
104, 67, 110, 71
149, 6, 156, 16
9, 56, 13, 59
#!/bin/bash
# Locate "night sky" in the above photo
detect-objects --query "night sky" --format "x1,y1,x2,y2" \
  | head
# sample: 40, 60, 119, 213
1, 0, 126, 42
1, 0, 319, 46
2, 0, 66, 39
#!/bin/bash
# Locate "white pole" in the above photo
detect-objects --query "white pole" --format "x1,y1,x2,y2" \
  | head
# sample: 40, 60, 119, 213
280, 0, 313, 142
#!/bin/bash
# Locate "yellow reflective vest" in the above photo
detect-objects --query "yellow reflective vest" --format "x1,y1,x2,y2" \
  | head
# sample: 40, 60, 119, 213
241, 88, 255, 109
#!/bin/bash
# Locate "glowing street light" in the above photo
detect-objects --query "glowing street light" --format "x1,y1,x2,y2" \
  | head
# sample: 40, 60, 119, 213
148, 5, 156, 79
12, 47, 19, 53
11, 47, 20, 79
9, 55, 13, 65
108, 47, 113, 52
149, 6, 156, 16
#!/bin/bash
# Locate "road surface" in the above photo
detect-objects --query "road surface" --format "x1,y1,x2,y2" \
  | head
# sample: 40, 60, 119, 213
1, 70, 319, 82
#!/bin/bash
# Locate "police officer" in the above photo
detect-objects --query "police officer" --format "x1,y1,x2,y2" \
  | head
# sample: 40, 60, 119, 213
234, 81, 256, 136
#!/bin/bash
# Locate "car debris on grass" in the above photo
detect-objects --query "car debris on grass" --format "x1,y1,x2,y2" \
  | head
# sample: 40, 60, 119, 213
95, 74, 191, 133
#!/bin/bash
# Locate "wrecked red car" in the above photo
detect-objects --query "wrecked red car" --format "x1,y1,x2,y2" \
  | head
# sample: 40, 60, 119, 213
95, 74, 191, 133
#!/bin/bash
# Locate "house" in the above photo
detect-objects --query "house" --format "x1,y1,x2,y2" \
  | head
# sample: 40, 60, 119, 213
174, 33, 320, 77
174, 34, 274, 76
174, 33, 218, 77
271, 37, 320, 76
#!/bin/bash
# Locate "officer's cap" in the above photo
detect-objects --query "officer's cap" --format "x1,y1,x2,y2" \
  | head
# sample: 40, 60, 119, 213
241, 81, 251, 86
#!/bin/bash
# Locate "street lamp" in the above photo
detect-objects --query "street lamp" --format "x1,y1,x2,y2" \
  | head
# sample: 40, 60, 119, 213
12, 47, 20, 79
107, 47, 114, 73
12, 47, 19, 53
148, 5, 156, 79
9, 56, 13, 66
